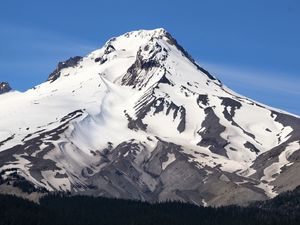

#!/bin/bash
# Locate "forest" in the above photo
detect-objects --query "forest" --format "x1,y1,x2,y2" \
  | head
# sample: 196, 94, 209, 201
0, 186, 300, 225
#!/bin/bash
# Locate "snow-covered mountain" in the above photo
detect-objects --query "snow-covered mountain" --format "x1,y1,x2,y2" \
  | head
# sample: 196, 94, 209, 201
0, 28, 299, 206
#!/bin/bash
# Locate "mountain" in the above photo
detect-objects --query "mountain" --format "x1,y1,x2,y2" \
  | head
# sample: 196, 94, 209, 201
0, 28, 299, 206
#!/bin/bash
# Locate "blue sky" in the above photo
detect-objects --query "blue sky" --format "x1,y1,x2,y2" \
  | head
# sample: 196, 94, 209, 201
0, 0, 299, 115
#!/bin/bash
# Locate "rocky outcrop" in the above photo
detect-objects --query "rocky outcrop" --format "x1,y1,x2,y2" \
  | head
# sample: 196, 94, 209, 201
48, 56, 82, 82
0, 82, 11, 94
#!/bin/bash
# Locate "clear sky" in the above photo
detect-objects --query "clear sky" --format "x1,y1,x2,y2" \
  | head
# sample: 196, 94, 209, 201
0, 0, 299, 115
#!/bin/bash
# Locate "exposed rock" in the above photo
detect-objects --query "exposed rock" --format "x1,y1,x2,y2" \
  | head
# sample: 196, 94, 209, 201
0, 82, 11, 94
197, 107, 229, 157
48, 56, 82, 82
0, 29, 299, 207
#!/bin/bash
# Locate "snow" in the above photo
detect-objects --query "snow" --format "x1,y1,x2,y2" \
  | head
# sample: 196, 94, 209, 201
0, 28, 299, 198
233, 102, 284, 149
262, 141, 300, 183
41, 170, 71, 191
162, 153, 176, 170
256, 141, 300, 197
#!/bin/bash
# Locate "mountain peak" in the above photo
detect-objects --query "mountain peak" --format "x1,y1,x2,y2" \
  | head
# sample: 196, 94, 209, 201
122, 28, 168, 39
0, 82, 12, 94
90, 28, 217, 87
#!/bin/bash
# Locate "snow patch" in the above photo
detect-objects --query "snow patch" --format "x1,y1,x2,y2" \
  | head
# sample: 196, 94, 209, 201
162, 153, 176, 170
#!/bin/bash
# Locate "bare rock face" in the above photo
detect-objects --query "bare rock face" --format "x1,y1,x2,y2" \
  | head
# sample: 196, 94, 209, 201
0, 82, 11, 94
48, 56, 83, 82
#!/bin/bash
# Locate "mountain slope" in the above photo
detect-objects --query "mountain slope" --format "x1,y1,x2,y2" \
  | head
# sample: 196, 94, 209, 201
0, 28, 299, 206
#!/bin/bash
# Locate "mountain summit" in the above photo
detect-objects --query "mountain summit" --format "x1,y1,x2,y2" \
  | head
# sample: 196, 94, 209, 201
0, 29, 299, 206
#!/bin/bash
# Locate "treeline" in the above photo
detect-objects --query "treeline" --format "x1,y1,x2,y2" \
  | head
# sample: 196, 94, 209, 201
1, 187, 300, 225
